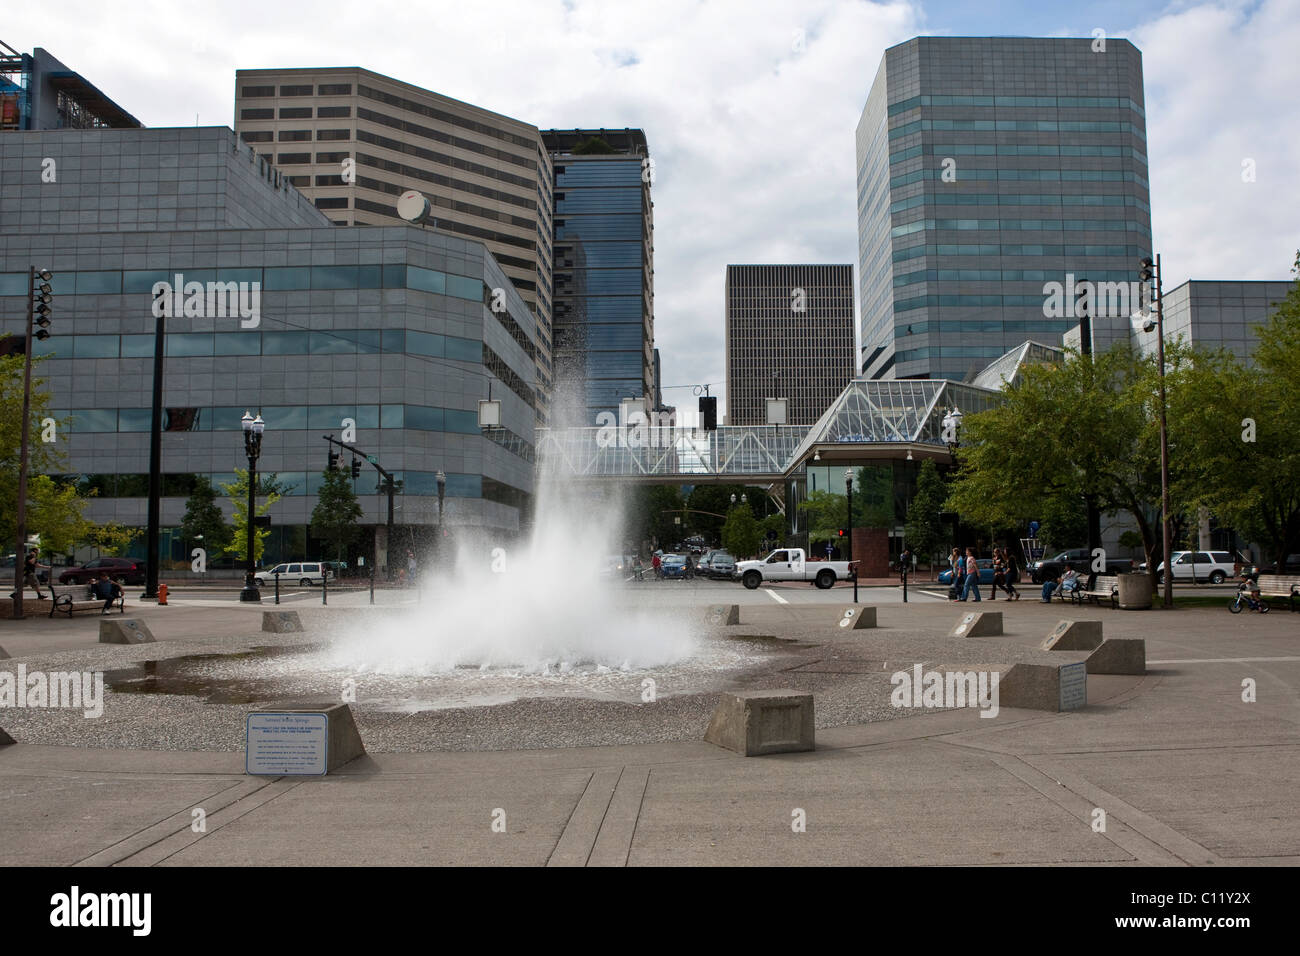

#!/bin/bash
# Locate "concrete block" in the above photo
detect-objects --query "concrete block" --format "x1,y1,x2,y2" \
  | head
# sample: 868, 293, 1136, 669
246, 702, 365, 775
1041, 619, 1103, 651
1086, 639, 1146, 675
950, 610, 1002, 638
262, 610, 304, 633
837, 606, 877, 629
999, 661, 1088, 712
0, 726, 13, 745
706, 604, 740, 626
705, 690, 815, 756
0, 645, 9, 660
98, 618, 156, 644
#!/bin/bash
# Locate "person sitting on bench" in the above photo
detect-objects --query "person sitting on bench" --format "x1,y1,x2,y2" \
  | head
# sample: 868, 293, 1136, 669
90, 571, 123, 613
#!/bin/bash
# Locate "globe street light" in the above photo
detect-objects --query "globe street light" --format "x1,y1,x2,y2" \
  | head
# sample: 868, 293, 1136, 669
239, 411, 265, 603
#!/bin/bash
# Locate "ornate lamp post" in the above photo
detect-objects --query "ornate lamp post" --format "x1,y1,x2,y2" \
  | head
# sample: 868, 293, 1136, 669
239, 411, 265, 603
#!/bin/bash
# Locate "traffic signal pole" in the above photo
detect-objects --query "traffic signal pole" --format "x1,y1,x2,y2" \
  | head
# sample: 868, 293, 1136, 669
323, 434, 396, 580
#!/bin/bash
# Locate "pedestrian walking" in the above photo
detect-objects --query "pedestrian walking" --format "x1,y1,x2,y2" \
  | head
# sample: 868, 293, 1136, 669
991, 549, 1006, 600
961, 547, 982, 602
948, 547, 964, 601
1003, 549, 1021, 601
652, 552, 662, 580
16, 547, 47, 600
406, 549, 417, 586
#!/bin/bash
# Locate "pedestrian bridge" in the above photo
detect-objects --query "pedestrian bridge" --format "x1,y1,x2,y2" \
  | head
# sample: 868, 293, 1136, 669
535, 379, 1001, 483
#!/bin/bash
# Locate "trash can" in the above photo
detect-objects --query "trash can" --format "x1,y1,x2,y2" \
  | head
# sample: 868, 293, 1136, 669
1116, 572, 1152, 609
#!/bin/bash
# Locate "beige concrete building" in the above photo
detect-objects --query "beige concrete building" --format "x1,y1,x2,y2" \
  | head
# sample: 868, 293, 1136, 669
233, 68, 554, 421
725, 264, 855, 426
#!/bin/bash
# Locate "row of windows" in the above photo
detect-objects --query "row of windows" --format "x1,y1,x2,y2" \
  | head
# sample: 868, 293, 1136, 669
354, 128, 536, 191
28, 328, 481, 362
554, 216, 645, 241
893, 319, 1076, 338
356, 84, 539, 152
892, 143, 1146, 163
889, 192, 1151, 215
554, 269, 646, 296
895, 346, 1009, 363
887, 94, 1145, 116
891, 243, 1144, 261
352, 174, 534, 230
555, 188, 644, 214
352, 197, 538, 255
240, 84, 353, 98
240, 107, 352, 120
889, 119, 1146, 139
893, 294, 1108, 312
892, 218, 1149, 238
890, 168, 1149, 189
894, 269, 1142, 286
356, 107, 536, 172
350, 151, 536, 212
551, 296, 646, 323
0, 264, 485, 301
554, 240, 645, 269
554, 162, 645, 187
68, 469, 484, 500
51, 403, 495, 437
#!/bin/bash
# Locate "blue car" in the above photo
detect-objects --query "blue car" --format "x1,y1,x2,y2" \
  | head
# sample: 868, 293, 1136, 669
937, 558, 995, 586
659, 554, 692, 580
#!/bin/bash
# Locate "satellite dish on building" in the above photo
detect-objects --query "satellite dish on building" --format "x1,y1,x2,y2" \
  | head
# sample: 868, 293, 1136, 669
396, 190, 434, 224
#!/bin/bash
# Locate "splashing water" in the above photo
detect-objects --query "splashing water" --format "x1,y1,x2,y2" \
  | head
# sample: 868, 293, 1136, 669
322, 484, 699, 676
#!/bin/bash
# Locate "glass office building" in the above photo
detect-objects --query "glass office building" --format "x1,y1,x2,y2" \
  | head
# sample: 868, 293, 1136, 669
1, 127, 539, 573
540, 129, 654, 426
856, 37, 1153, 381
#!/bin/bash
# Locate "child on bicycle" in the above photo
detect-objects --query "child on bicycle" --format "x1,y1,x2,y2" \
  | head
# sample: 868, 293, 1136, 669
1238, 571, 1262, 609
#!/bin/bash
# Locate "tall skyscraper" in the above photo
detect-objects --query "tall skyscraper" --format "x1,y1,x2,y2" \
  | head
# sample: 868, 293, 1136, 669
540, 129, 654, 426
233, 68, 554, 421
856, 37, 1152, 381
725, 264, 855, 426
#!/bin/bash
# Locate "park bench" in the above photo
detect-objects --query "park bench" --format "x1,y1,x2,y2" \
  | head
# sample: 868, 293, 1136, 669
1050, 574, 1088, 604
48, 581, 125, 618
1073, 574, 1120, 608
1255, 574, 1300, 612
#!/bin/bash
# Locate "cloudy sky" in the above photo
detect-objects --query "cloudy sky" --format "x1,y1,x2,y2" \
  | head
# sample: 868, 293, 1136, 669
7, 0, 1298, 408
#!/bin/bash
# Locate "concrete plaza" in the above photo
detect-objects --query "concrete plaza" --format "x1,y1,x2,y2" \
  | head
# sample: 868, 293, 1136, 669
0, 581, 1297, 866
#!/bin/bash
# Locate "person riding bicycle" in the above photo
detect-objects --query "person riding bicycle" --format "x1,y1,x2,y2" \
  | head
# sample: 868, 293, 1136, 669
1238, 571, 1262, 609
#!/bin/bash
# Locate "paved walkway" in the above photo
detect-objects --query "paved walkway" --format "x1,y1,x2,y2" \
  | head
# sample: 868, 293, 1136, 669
1, 596, 1296, 866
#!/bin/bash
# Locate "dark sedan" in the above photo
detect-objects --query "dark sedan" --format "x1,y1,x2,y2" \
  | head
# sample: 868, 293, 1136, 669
59, 556, 147, 586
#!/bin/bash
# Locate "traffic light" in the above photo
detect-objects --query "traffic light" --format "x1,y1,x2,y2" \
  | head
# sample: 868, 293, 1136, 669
32, 269, 53, 340
837, 529, 846, 538
350, 458, 361, 479
699, 395, 717, 431
328, 450, 340, 471
1138, 257, 1155, 283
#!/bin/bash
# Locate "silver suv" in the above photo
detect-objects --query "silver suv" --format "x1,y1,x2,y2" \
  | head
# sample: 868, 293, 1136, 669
254, 562, 334, 586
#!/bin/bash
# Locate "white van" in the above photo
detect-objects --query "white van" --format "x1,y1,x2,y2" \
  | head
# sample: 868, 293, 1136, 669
1155, 551, 1237, 584
254, 562, 333, 586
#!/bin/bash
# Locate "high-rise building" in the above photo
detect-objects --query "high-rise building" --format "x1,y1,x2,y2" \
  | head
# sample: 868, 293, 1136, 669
232, 68, 554, 421
540, 129, 654, 426
725, 264, 855, 426
856, 37, 1152, 381
1, 39, 140, 131
1, 127, 541, 573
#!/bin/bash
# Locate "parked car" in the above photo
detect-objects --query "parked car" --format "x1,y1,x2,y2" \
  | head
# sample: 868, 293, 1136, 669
1249, 554, 1300, 576
253, 562, 334, 586
58, 556, 146, 586
699, 550, 737, 580
659, 553, 692, 580
1029, 549, 1134, 584
1153, 551, 1240, 584
937, 559, 996, 586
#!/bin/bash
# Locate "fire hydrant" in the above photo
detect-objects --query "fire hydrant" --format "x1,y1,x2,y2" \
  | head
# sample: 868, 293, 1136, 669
158, 583, 168, 605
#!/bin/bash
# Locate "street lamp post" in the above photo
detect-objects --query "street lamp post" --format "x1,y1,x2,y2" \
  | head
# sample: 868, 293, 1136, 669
11, 267, 53, 621
1140, 255, 1174, 609
844, 468, 857, 604
239, 411, 265, 603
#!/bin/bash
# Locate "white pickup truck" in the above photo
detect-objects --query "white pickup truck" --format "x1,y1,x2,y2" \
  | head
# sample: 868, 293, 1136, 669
734, 548, 857, 590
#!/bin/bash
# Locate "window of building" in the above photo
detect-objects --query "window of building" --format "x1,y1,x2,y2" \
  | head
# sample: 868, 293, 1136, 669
288, 176, 310, 187
279, 84, 314, 96
241, 86, 275, 97
317, 106, 351, 118
241, 131, 273, 143
240, 108, 274, 120
317, 129, 351, 141
315, 151, 349, 164
314, 197, 349, 209
318, 83, 353, 96
278, 130, 311, 141
279, 107, 313, 119
277, 153, 311, 165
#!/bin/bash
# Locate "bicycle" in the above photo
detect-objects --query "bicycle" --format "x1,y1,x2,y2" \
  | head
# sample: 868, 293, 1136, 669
1228, 585, 1269, 614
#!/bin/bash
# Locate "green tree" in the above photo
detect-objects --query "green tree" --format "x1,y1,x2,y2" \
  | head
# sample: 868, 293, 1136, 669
947, 343, 1164, 587
310, 467, 363, 560
179, 476, 232, 556
904, 460, 948, 572
685, 483, 748, 544
721, 502, 762, 558
798, 489, 849, 542
635, 484, 683, 550
220, 469, 282, 564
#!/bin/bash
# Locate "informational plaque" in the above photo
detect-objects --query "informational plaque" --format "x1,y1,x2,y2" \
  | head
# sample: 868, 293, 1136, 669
246, 712, 328, 775
1058, 662, 1088, 711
